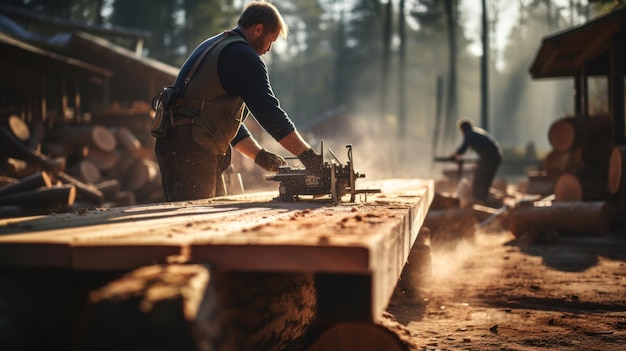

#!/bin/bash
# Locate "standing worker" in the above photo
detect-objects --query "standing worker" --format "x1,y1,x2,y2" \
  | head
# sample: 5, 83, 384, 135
153, 1, 321, 201
450, 117, 502, 205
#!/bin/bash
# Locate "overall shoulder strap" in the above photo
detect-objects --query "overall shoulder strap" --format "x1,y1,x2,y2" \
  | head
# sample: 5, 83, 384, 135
184, 30, 234, 87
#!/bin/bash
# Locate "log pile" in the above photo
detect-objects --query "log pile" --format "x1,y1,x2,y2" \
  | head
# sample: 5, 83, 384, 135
0, 115, 163, 216
543, 114, 619, 201
508, 114, 625, 238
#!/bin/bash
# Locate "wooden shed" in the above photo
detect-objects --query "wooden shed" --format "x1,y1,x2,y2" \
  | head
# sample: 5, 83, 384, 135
529, 7, 626, 204
529, 6, 626, 145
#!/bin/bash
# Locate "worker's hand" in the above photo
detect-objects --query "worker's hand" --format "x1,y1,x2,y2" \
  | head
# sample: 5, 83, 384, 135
254, 149, 287, 172
449, 154, 459, 161
298, 148, 323, 171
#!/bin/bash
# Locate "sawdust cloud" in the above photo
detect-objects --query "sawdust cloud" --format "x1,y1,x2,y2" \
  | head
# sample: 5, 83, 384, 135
428, 231, 512, 293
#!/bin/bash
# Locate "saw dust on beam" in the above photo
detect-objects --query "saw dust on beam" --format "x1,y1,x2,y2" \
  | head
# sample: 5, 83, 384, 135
0, 179, 432, 273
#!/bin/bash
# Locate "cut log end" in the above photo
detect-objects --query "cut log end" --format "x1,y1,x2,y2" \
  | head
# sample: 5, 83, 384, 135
305, 322, 413, 351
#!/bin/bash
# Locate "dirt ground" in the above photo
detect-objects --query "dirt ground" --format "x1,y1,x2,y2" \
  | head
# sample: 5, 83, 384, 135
387, 228, 626, 351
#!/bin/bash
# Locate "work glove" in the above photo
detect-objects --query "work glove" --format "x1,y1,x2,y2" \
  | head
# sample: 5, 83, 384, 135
254, 149, 287, 172
298, 148, 323, 171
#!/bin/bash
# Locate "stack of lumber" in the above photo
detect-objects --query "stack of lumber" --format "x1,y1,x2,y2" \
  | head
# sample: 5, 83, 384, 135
0, 115, 163, 216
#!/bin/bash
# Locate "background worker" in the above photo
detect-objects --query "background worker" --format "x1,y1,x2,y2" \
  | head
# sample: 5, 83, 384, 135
450, 117, 502, 205
155, 1, 321, 201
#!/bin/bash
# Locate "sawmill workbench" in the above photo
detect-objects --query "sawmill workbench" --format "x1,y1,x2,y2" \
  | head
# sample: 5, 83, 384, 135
0, 178, 433, 350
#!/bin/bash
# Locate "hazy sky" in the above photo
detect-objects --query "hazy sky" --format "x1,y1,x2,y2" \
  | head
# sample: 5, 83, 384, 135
460, 0, 589, 68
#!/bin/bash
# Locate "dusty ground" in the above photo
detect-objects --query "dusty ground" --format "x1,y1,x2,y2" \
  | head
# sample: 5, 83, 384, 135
387, 228, 626, 351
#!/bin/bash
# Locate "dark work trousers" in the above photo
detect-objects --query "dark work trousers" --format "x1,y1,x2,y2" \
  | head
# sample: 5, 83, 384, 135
472, 156, 501, 203
155, 124, 229, 201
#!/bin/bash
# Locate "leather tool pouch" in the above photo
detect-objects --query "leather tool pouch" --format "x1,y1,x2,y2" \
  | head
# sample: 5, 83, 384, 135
150, 86, 179, 138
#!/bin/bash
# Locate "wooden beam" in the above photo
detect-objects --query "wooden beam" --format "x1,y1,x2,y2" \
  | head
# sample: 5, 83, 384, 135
0, 179, 433, 322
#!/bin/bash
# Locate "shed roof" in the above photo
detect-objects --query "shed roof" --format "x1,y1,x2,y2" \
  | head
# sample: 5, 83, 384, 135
529, 6, 626, 79
0, 31, 111, 79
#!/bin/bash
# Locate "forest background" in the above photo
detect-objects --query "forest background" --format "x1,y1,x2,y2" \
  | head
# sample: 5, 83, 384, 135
3, 0, 624, 179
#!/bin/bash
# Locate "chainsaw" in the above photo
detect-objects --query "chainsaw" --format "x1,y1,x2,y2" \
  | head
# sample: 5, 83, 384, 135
267, 141, 380, 202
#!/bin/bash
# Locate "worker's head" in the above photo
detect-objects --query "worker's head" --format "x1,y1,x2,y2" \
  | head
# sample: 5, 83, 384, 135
457, 117, 473, 133
238, 1, 288, 55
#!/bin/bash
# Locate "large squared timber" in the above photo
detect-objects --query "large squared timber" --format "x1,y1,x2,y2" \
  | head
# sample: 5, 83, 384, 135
0, 178, 433, 322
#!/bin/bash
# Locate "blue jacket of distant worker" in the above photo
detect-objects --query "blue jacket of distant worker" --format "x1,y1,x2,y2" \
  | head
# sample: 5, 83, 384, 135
453, 118, 502, 203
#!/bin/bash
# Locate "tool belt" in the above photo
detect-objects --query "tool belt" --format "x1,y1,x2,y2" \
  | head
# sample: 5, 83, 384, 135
175, 97, 209, 111
169, 115, 193, 128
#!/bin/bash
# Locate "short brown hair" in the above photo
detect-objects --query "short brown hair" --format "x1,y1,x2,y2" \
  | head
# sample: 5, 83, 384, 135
238, 1, 288, 38
457, 117, 473, 132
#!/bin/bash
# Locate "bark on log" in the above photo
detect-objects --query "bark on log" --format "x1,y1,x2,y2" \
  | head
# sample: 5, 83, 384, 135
0, 184, 75, 208
0, 171, 51, 198
48, 125, 117, 152
508, 201, 612, 237
0, 127, 66, 172
82, 265, 316, 351
55, 172, 103, 204
608, 146, 626, 195
548, 115, 612, 152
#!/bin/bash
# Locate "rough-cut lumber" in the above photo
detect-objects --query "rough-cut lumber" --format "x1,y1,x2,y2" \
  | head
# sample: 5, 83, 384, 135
0, 171, 51, 197
48, 125, 117, 152
0, 127, 66, 172
507, 201, 612, 237
0, 179, 432, 320
608, 146, 626, 195
55, 171, 103, 204
0, 179, 432, 351
0, 184, 75, 208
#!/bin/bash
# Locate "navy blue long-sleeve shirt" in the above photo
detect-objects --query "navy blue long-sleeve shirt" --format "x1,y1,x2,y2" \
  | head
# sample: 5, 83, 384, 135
217, 29, 295, 145
456, 127, 502, 160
